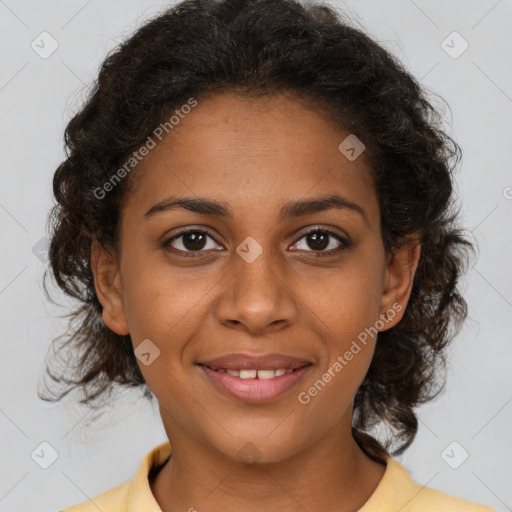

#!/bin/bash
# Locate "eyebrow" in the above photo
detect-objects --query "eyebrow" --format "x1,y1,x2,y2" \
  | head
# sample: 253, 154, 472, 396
144, 194, 368, 225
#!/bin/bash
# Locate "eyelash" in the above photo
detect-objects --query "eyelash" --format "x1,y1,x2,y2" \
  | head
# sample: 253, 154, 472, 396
162, 227, 352, 258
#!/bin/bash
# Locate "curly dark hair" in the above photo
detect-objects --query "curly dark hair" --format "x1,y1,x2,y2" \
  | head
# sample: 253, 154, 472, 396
39, 0, 474, 464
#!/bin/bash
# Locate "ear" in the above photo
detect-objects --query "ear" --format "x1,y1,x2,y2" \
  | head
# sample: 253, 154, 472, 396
91, 238, 129, 336
378, 237, 421, 331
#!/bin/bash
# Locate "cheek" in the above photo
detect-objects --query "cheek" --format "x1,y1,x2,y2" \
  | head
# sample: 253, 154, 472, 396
295, 335, 375, 433
307, 250, 383, 390
120, 250, 211, 344
298, 312, 377, 422
119, 251, 217, 394
309, 256, 384, 342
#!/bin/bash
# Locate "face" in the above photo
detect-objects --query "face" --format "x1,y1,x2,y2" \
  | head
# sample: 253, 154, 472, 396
92, 91, 420, 464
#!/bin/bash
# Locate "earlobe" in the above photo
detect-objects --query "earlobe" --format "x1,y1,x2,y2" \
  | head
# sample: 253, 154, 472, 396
91, 238, 130, 336
379, 239, 421, 330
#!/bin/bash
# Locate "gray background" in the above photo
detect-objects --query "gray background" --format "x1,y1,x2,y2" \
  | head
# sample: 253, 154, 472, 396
0, 0, 511, 511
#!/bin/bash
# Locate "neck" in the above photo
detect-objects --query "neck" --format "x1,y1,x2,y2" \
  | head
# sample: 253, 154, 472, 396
149, 417, 386, 512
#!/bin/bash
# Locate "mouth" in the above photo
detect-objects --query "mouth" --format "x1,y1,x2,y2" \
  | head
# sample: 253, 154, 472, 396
199, 365, 307, 379
197, 362, 313, 404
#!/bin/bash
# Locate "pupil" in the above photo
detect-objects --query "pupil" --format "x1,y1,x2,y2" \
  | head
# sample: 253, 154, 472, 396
308, 232, 328, 251
184, 232, 206, 251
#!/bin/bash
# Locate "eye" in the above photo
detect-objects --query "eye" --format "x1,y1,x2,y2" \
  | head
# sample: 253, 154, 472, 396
163, 228, 222, 257
290, 228, 351, 257
162, 226, 351, 259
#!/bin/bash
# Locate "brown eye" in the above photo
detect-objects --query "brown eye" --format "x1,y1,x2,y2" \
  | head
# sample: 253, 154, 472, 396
181, 231, 208, 251
163, 229, 222, 256
305, 231, 329, 251
291, 228, 351, 256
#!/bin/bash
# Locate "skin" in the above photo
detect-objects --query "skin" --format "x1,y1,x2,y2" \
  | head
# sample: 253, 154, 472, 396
91, 91, 421, 512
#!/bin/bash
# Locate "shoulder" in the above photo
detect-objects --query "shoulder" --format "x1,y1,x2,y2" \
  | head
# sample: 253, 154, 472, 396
58, 440, 172, 512
400, 481, 499, 512
361, 457, 499, 512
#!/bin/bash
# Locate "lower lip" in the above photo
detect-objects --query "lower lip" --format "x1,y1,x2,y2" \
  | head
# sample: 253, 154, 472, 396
198, 364, 312, 404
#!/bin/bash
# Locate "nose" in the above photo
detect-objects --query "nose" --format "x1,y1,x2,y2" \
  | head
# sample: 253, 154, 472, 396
214, 246, 299, 335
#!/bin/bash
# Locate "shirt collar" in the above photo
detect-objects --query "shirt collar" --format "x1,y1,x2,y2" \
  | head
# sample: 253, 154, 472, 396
128, 440, 171, 512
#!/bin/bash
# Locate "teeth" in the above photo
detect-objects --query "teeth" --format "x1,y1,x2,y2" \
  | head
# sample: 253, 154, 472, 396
239, 369, 257, 379
257, 370, 276, 380
215, 368, 295, 379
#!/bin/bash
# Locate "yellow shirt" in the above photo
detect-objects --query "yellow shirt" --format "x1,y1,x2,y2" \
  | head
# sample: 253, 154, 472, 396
60, 441, 498, 511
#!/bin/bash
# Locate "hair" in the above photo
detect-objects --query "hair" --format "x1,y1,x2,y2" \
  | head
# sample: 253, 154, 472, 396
39, 0, 475, 464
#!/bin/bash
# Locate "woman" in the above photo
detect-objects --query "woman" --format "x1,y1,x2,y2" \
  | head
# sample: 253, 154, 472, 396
41, 0, 496, 510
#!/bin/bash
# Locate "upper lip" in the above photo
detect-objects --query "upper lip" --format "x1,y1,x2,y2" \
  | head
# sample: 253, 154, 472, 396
198, 353, 312, 371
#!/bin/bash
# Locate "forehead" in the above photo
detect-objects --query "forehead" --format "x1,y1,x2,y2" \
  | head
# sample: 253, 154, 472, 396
124, 92, 378, 227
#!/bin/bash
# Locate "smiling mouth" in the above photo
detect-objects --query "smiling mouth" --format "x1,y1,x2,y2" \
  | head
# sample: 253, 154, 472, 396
199, 364, 311, 379
197, 363, 313, 404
